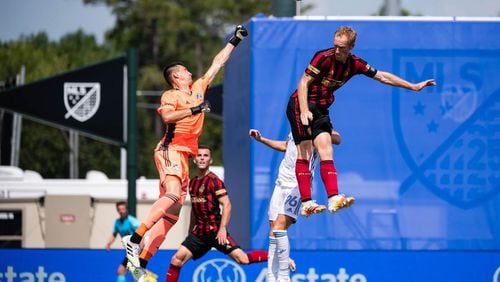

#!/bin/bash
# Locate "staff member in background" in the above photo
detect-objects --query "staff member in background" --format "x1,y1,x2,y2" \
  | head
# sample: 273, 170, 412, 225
106, 201, 139, 282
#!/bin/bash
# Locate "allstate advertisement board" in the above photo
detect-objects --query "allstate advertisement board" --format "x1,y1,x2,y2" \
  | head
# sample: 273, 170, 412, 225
0, 249, 499, 282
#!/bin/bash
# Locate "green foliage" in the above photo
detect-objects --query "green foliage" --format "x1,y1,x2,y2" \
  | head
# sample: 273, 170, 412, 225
85, 0, 269, 178
2, 1, 269, 178
19, 120, 69, 178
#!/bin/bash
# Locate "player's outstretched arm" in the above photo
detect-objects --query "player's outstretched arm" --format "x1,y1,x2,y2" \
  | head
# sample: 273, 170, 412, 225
249, 129, 287, 152
203, 25, 248, 85
374, 70, 436, 91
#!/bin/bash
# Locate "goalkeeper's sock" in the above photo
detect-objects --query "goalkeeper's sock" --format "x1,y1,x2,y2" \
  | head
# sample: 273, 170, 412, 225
130, 223, 149, 244
131, 193, 179, 245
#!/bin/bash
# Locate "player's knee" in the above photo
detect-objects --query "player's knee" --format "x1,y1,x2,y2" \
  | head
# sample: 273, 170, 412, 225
163, 192, 181, 204
317, 145, 333, 158
236, 256, 250, 265
232, 251, 250, 264
166, 203, 182, 217
171, 253, 185, 267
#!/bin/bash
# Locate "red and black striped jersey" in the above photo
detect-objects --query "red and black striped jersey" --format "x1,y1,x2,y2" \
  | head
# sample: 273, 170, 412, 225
291, 48, 375, 109
189, 171, 228, 236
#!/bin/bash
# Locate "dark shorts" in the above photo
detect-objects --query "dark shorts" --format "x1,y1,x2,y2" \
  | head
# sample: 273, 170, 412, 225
121, 257, 128, 267
287, 96, 333, 145
181, 231, 240, 260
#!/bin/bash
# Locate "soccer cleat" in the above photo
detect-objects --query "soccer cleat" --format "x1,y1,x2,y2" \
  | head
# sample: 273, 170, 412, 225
288, 258, 296, 272
142, 270, 158, 282
127, 262, 158, 282
300, 200, 327, 217
127, 262, 145, 282
122, 235, 141, 268
328, 194, 355, 213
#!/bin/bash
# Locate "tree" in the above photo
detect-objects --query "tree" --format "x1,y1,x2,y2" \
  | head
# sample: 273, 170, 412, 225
84, 0, 271, 177
1, 1, 270, 178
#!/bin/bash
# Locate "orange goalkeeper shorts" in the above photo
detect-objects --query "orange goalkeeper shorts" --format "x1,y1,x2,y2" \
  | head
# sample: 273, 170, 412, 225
154, 147, 189, 204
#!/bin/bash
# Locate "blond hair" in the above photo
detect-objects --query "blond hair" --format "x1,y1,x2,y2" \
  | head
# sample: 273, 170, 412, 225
334, 26, 357, 47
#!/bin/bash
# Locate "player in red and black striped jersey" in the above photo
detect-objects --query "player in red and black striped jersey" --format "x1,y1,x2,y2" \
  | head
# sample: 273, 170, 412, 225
165, 145, 267, 282
189, 158, 227, 236
287, 26, 436, 216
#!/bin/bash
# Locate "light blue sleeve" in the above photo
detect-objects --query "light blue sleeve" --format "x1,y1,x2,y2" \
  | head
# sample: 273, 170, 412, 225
130, 216, 140, 230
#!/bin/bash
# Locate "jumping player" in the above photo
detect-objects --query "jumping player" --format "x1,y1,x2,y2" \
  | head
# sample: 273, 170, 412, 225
165, 145, 267, 281
249, 129, 341, 281
122, 25, 249, 281
287, 26, 436, 216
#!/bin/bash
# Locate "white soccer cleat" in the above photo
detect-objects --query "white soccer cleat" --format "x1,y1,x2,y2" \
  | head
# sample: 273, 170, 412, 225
300, 200, 327, 217
328, 194, 355, 213
122, 235, 141, 268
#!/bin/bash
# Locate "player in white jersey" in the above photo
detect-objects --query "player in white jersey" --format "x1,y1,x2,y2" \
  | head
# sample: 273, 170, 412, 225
249, 129, 341, 282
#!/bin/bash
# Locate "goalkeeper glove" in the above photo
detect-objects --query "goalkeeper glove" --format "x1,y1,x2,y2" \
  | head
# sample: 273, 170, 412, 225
191, 100, 211, 115
229, 25, 248, 47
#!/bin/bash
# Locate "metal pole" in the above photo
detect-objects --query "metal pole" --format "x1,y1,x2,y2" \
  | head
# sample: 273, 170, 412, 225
296, 0, 302, 16
126, 49, 138, 216
69, 130, 79, 178
120, 148, 126, 179
10, 66, 25, 167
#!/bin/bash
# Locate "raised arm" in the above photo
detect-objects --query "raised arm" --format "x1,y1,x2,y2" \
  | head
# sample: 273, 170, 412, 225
249, 129, 287, 152
203, 25, 248, 85
373, 70, 436, 91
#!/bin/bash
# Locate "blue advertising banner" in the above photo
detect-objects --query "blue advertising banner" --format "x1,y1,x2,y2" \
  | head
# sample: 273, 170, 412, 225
0, 249, 499, 282
223, 17, 500, 250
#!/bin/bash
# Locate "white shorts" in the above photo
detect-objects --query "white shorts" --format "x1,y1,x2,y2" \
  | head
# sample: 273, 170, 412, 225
267, 184, 301, 222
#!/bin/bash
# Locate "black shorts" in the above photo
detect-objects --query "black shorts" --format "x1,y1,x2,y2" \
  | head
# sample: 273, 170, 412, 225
181, 231, 240, 260
121, 257, 128, 267
286, 96, 333, 145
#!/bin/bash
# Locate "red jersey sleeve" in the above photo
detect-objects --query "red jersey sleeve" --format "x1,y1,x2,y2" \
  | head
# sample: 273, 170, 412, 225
209, 174, 227, 199
352, 55, 377, 77
304, 49, 334, 79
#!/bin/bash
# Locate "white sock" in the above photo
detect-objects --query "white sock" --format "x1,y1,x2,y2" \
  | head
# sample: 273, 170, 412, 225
273, 230, 290, 281
267, 236, 278, 282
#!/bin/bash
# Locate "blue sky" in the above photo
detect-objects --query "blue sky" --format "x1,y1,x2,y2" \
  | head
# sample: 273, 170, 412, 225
0, 0, 114, 43
1, 0, 499, 44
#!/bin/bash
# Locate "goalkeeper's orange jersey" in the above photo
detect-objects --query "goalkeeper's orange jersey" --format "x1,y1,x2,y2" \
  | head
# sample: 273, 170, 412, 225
156, 76, 209, 155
